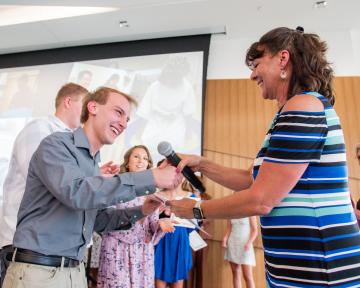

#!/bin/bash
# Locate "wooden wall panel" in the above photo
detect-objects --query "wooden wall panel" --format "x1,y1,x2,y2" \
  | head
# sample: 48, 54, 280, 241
201, 77, 360, 288
201, 241, 265, 288
203, 80, 216, 151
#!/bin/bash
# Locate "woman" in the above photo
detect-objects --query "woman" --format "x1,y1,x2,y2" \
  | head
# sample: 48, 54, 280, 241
354, 144, 360, 226
154, 179, 197, 288
222, 216, 257, 288
169, 27, 360, 287
97, 145, 173, 288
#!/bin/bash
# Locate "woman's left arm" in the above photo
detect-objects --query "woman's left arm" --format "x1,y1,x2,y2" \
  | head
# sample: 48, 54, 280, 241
169, 150, 309, 219
198, 161, 309, 219
169, 94, 326, 219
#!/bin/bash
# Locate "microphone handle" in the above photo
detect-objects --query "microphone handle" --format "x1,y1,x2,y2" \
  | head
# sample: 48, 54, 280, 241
182, 166, 205, 193
168, 152, 205, 193
169, 152, 182, 166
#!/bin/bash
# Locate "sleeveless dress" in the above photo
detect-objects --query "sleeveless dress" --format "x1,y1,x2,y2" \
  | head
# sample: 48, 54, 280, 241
154, 193, 195, 283
224, 218, 256, 266
253, 91, 360, 287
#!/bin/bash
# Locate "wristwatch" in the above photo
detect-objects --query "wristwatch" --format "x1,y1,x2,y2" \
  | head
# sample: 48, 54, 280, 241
193, 200, 205, 220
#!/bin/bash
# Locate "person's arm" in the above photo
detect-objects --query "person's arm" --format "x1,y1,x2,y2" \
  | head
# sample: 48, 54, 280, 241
33, 134, 179, 210
222, 220, 231, 248
16, 119, 54, 178
170, 94, 326, 219
244, 216, 258, 251
170, 161, 309, 218
94, 206, 144, 233
1, 119, 54, 227
151, 214, 173, 245
200, 158, 253, 191
94, 196, 162, 233
176, 155, 253, 191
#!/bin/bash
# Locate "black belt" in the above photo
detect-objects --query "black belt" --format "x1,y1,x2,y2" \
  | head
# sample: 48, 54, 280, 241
7, 248, 80, 268
1, 245, 13, 250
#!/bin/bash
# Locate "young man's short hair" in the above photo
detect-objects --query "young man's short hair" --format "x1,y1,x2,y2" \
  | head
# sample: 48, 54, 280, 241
55, 83, 88, 108
80, 86, 137, 124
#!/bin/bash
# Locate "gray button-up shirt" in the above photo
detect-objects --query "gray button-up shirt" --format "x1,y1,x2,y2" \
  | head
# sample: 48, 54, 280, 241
13, 128, 156, 260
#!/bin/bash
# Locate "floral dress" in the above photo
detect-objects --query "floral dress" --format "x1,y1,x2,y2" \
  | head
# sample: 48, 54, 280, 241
97, 196, 164, 288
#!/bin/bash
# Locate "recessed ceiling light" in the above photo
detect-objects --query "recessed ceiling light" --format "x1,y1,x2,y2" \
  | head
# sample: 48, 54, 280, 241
313, 1, 327, 8
119, 20, 129, 28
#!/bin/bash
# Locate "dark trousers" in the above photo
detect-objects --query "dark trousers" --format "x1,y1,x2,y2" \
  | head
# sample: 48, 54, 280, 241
0, 246, 13, 288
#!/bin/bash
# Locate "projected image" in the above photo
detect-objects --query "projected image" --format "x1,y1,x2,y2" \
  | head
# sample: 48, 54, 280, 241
68, 52, 203, 164
0, 51, 204, 197
0, 70, 39, 118
130, 56, 200, 155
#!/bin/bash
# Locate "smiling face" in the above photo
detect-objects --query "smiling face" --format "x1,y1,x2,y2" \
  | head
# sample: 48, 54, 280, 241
250, 50, 289, 103
92, 91, 131, 146
250, 54, 276, 100
127, 147, 150, 172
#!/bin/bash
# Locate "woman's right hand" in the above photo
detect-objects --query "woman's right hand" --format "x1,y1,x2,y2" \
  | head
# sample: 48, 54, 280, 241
177, 154, 202, 173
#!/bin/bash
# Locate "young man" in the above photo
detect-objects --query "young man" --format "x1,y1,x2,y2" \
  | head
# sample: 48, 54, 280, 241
0, 83, 88, 286
2, 87, 181, 288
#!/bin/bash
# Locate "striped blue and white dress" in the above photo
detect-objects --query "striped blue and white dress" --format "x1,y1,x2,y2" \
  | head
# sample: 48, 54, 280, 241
253, 91, 360, 287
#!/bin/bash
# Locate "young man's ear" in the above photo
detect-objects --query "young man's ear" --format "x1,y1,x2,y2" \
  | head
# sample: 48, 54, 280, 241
64, 96, 72, 109
87, 101, 97, 116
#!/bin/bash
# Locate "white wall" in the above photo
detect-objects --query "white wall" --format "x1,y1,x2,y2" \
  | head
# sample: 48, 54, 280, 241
207, 28, 360, 79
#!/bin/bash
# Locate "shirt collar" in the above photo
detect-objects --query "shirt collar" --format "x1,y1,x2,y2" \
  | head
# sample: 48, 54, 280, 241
73, 128, 101, 162
48, 115, 72, 132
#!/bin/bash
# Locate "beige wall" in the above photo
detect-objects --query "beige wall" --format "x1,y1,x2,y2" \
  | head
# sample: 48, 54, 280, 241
200, 77, 360, 288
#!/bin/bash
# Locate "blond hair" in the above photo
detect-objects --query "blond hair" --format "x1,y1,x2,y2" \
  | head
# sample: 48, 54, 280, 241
80, 86, 137, 124
55, 83, 88, 108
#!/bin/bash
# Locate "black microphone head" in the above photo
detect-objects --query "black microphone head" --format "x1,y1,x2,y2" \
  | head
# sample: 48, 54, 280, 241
157, 141, 173, 157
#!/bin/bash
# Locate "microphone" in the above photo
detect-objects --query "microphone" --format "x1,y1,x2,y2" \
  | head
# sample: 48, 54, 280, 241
157, 141, 205, 193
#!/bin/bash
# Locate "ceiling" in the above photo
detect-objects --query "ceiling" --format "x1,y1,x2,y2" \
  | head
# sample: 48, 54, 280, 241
0, 0, 359, 55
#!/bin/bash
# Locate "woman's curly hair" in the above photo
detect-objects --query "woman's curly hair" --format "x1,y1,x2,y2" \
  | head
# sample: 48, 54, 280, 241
245, 27, 335, 105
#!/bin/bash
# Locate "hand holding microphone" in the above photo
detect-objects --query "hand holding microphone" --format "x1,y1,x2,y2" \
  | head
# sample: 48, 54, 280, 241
157, 141, 205, 193
152, 165, 183, 189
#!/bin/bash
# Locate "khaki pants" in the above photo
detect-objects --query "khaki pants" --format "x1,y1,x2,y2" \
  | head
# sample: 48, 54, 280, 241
1, 246, 14, 287
2, 261, 87, 288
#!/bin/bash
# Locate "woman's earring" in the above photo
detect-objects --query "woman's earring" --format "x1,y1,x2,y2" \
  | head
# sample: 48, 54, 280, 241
280, 69, 287, 80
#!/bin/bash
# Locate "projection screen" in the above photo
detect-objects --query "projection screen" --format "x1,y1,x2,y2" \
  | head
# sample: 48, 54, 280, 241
0, 35, 210, 201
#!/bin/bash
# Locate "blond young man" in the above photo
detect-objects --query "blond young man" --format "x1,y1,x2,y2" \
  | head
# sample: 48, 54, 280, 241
2, 87, 181, 288
0, 83, 88, 286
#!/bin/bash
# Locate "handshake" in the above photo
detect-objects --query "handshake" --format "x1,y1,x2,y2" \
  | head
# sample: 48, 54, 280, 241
141, 192, 170, 217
